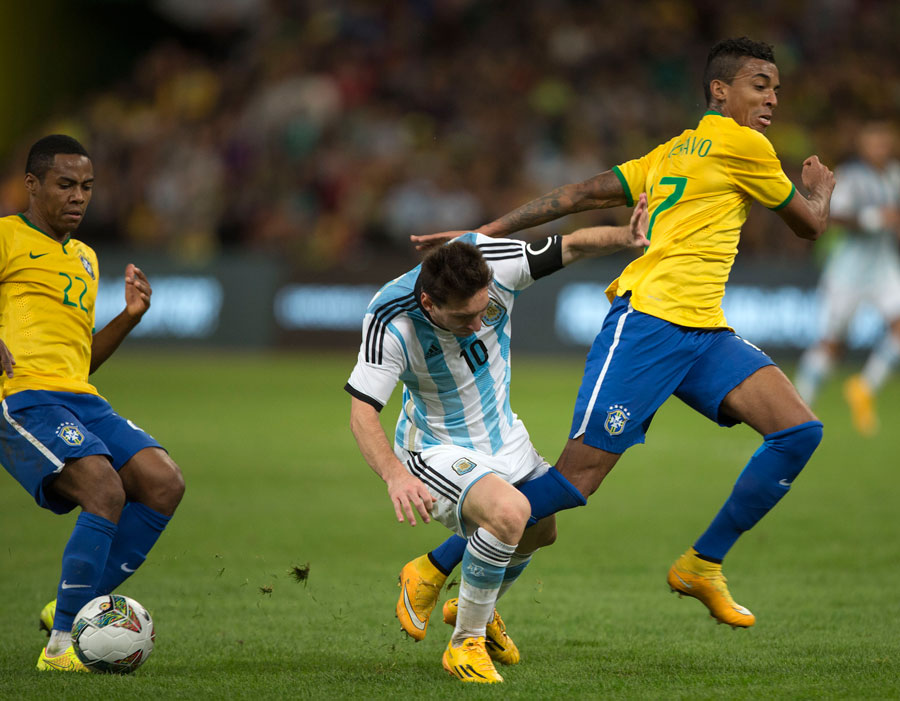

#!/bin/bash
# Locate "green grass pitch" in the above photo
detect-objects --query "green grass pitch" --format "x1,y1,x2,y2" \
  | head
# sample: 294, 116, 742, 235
1, 350, 898, 699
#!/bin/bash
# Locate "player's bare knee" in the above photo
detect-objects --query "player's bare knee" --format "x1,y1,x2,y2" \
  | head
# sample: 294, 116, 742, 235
484, 492, 530, 544
121, 450, 185, 516
142, 461, 185, 516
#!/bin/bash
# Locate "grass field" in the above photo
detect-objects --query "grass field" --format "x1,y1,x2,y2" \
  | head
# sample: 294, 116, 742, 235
1, 350, 898, 699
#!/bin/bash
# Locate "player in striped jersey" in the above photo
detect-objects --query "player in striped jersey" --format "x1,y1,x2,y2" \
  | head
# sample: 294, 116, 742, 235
414, 37, 834, 630
347, 204, 649, 683
0, 136, 184, 671
795, 120, 900, 435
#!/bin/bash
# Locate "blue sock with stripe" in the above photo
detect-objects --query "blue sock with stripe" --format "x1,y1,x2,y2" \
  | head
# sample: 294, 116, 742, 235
428, 467, 584, 573
54, 512, 118, 633
96, 502, 171, 595
694, 421, 823, 561
428, 535, 468, 575
497, 551, 533, 600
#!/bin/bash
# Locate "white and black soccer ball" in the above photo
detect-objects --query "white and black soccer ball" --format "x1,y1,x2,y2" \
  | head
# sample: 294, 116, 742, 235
71, 594, 155, 673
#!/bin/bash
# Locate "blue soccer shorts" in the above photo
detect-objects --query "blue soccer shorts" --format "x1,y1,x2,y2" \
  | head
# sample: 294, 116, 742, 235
570, 294, 775, 453
0, 390, 163, 514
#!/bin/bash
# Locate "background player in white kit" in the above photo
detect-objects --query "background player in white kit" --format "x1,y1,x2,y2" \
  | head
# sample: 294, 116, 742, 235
346, 199, 648, 683
795, 121, 900, 435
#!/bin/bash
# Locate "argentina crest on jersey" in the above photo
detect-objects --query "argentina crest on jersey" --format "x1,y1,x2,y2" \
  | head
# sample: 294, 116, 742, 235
481, 298, 506, 326
604, 404, 631, 436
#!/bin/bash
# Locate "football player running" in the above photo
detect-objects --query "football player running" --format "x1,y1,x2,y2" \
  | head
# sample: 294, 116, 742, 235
414, 37, 835, 630
347, 200, 648, 683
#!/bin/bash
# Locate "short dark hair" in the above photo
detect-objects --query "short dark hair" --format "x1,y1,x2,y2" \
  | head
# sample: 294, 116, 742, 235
26, 134, 90, 181
419, 240, 492, 307
703, 37, 776, 105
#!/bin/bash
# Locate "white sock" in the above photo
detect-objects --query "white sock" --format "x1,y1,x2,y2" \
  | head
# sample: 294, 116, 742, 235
795, 345, 833, 404
862, 333, 900, 391
452, 528, 516, 647
47, 630, 72, 656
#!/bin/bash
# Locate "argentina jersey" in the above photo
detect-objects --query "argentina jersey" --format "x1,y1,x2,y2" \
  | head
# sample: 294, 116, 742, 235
824, 159, 900, 286
346, 232, 564, 455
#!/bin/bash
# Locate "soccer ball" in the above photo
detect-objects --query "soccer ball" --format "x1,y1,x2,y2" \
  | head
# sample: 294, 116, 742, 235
71, 594, 155, 673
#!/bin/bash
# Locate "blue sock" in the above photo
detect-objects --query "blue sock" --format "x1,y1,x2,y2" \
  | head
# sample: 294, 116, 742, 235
694, 421, 823, 561
518, 467, 587, 525
429, 535, 468, 575
54, 512, 118, 633
428, 467, 586, 574
96, 502, 171, 595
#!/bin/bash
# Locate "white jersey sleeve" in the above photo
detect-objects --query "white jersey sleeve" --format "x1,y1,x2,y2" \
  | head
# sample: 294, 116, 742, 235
830, 164, 862, 222
830, 161, 900, 236
346, 312, 407, 411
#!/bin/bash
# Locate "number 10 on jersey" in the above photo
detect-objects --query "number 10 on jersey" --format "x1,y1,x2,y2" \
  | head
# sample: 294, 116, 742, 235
460, 340, 488, 372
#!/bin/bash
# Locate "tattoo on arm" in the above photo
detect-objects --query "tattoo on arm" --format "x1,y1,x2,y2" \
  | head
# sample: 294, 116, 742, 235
482, 172, 627, 236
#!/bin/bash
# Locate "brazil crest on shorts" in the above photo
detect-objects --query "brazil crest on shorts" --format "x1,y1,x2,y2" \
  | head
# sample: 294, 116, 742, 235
604, 404, 631, 436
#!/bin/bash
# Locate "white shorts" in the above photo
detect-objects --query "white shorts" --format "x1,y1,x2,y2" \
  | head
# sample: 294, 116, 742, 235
820, 244, 900, 341
394, 420, 550, 538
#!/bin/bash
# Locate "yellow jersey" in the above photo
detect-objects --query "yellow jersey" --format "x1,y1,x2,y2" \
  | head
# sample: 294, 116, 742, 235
608, 111, 795, 328
0, 214, 100, 398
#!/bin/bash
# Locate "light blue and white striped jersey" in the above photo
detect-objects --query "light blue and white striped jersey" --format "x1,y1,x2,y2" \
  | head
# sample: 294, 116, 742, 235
824, 159, 900, 286
346, 232, 563, 455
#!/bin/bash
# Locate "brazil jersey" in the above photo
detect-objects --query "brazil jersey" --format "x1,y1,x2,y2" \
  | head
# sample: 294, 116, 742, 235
609, 111, 796, 328
0, 214, 100, 398
346, 232, 564, 455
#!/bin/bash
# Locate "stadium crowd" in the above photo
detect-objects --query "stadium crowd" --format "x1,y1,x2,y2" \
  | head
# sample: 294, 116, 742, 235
0, 0, 896, 269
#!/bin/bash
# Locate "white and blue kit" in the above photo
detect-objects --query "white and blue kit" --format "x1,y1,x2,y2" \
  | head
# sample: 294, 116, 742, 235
346, 232, 564, 535
818, 158, 900, 340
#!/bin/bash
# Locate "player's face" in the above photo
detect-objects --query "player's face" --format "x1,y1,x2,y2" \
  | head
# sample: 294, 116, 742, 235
424, 287, 490, 337
718, 58, 780, 134
858, 124, 895, 170
25, 154, 94, 238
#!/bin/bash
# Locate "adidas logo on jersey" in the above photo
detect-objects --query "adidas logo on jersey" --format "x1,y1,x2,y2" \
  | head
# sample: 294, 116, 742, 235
424, 344, 442, 359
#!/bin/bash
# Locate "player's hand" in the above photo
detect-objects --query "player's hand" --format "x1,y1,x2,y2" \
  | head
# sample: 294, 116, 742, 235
628, 193, 651, 248
801, 156, 835, 195
124, 264, 152, 320
410, 230, 471, 252
386, 473, 434, 526
0, 339, 15, 378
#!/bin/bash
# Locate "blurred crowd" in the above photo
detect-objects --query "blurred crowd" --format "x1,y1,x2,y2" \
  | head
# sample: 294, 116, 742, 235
1, 0, 897, 270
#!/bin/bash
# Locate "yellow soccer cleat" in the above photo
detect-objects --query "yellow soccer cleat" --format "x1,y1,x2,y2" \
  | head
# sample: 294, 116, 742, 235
442, 597, 520, 665
39, 599, 56, 636
667, 548, 755, 628
844, 374, 878, 436
396, 554, 447, 641
36, 645, 89, 672
442, 637, 503, 683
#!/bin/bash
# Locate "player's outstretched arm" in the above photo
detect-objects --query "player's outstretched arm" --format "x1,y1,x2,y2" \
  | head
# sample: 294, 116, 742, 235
0, 339, 15, 378
90, 263, 152, 373
776, 156, 836, 241
350, 397, 434, 527
411, 170, 628, 250
562, 193, 649, 265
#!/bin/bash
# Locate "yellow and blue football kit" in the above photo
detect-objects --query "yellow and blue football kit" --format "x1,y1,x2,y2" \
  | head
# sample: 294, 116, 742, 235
0, 214, 159, 513
0, 213, 100, 398
571, 112, 795, 452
